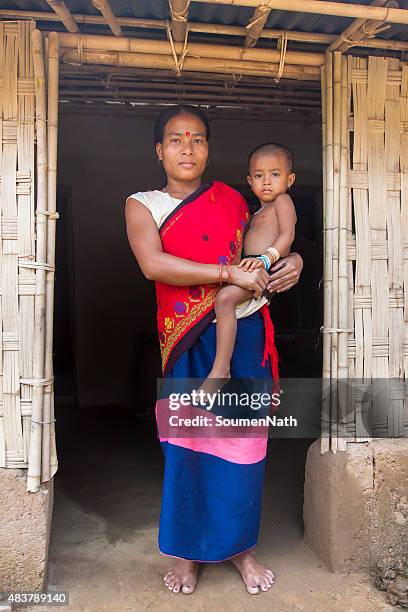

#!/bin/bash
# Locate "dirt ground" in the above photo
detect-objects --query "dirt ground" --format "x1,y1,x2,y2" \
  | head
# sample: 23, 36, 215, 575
15, 405, 396, 612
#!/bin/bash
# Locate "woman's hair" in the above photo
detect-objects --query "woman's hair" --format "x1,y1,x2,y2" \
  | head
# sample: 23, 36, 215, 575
154, 105, 211, 145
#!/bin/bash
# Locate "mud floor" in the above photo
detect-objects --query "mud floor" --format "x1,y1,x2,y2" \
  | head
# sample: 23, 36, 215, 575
15, 405, 395, 612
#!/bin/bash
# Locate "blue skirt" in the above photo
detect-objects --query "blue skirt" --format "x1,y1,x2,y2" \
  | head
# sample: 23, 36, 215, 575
157, 309, 271, 562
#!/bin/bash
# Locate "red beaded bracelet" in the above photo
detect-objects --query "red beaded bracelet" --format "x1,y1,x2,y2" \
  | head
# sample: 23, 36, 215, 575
219, 262, 226, 285
226, 261, 231, 284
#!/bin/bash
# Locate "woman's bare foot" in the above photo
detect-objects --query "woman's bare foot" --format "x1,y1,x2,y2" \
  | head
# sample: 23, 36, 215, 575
231, 551, 275, 595
163, 559, 199, 594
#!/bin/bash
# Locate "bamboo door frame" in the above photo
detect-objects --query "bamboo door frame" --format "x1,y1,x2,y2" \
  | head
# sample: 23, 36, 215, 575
27, 28, 59, 492
28, 34, 404, 489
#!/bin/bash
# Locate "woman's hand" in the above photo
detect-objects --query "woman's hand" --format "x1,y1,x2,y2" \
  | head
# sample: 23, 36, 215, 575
230, 265, 270, 299
266, 252, 303, 293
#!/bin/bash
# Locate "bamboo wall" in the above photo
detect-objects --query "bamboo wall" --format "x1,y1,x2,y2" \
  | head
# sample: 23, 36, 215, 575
2, 23, 407, 476
0, 22, 58, 491
0, 21, 36, 470
322, 52, 408, 452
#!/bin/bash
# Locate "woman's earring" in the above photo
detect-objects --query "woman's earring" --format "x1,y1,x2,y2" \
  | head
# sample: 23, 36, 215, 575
206, 158, 210, 166
158, 158, 163, 165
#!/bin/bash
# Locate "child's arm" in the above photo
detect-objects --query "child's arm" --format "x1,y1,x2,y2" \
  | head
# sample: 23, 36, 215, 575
271, 193, 297, 257
263, 193, 297, 265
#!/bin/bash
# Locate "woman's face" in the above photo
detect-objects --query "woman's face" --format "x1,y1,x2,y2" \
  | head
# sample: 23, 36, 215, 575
156, 113, 209, 183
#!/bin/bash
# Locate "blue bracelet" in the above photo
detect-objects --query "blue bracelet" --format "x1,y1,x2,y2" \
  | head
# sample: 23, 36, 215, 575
257, 255, 271, 271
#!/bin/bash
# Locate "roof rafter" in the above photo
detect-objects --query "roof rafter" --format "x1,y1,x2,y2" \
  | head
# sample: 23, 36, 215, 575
244, 6, 272, 47
90, 0, 122, 37
46, 0, 78, 33
169, 0, 191, 42
328, 0, 399, 52
191, 0, 408, 25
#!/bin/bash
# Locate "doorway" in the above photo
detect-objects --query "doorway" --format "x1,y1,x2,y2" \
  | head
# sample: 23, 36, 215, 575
49, 99, 324, 601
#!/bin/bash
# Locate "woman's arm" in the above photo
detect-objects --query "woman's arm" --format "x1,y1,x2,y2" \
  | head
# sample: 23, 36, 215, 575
125, 197, 270, 297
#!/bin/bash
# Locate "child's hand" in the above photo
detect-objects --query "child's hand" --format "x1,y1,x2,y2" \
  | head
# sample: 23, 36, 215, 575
238, 257, 264, 272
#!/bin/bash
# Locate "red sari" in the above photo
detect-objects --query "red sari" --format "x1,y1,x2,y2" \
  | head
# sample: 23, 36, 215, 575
155, 180, 278, 383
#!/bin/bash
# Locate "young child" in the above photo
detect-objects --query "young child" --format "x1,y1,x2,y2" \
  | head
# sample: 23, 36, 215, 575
199, 142, 297, 397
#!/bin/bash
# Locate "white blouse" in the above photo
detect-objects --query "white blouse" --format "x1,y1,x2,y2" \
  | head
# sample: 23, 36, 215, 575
127, 190, 269, 322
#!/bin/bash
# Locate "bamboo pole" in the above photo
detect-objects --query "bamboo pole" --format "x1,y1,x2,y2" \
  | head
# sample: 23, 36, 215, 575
57, 33, 325, 66
191, 0, 408, 25
2, 10, 408, 50
245, 6, 272, 47
320, 62, 329, 454
41, 32, 59, 483
27, 29, 48, 493
58, 91, 320, 108
59, 62, 323, 88
169, 0, 191, 42
59, 49, 321, 80
61, 102, 320, 122
321, 52, 333, 454
60, 88, 321, 103
90, 0, 122, 37
337, 54, 349, 451
59, 77, 321, 98
328, 0, 398, 53
46, 0, 79, 33
330, 50, 342, 453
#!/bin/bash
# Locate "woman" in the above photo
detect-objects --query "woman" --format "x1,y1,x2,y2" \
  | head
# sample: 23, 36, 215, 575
125, 105, 303, 596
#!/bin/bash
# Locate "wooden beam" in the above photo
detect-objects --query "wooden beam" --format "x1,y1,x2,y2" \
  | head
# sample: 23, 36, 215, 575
59, 49, 321, 80
90, 0, 122, 37
46, 0, 79, 33
59, 102, 321, 122
59, 89, 321, 107
59, 78, 321, 98
57, 32, 325, 66
245, 7, 271, 47
328, 0, 399, 52
2, 10, 408, 50
357, 37, 408, 50
191, 0, 408, 25
169, 0, 191, 42
59, 63, 323, 89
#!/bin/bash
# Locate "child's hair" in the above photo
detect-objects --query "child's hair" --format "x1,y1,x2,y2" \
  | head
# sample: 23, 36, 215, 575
154, 105, 211, 145
248, 142, 294, 173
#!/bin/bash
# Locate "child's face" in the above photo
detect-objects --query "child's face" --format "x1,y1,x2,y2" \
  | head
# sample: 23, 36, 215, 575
247, 151, 295, 205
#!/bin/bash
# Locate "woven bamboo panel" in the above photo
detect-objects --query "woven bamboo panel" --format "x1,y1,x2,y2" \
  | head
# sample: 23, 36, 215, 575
322, 54, 408, 451
0, 21, 59, 477
347, 56, 408, 441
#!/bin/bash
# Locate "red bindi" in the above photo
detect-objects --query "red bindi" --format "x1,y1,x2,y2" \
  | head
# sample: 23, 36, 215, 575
185, 131, 191, 137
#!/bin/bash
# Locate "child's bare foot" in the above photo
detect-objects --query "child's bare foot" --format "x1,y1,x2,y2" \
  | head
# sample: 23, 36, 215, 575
163, 559, 199, 594
197, 368, 231, 404
231, 551, 275, 595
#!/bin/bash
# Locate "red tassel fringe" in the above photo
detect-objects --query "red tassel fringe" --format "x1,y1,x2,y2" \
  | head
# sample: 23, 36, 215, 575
259, 304, 280, 397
